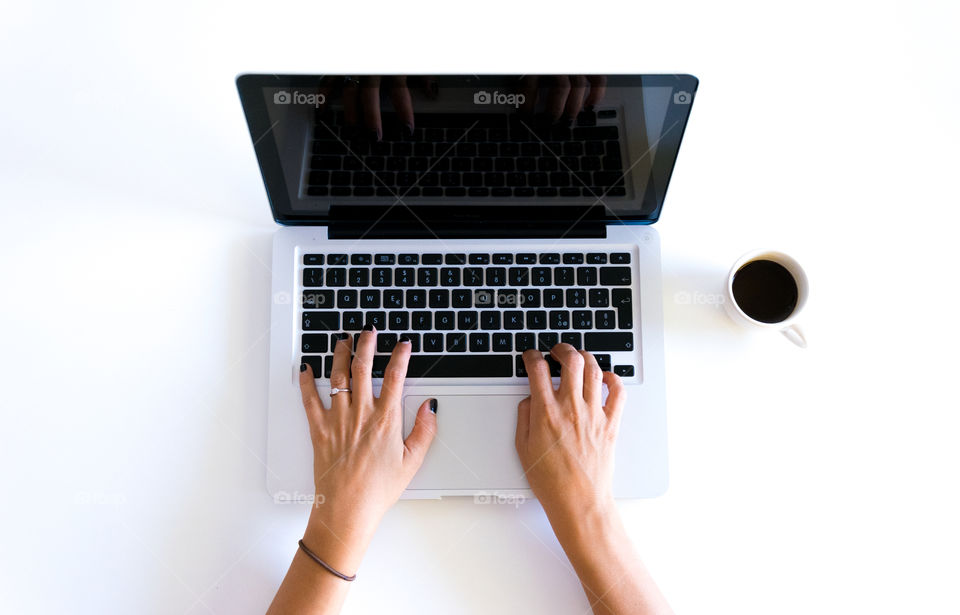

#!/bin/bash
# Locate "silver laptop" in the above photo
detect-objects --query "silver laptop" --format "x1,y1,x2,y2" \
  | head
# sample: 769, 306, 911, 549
236, 74, 697, 500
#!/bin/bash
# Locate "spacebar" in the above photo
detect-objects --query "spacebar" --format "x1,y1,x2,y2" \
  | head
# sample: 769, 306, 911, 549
372, 354, 513, 378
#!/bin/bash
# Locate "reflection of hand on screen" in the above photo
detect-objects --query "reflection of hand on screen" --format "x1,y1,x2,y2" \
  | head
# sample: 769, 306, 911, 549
518, 75, 607, 123
315, 76, 438, 141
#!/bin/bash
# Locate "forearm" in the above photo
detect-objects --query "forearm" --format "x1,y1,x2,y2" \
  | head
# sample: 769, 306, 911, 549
546, 500, 673, 615
266, 512, 372, 615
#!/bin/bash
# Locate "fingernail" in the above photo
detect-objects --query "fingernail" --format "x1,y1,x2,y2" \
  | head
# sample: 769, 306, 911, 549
399, 335, 411, 344
404, 123, 415, 138
300, 363, 308, 372
429, 398, 438, 414
363, 324, 374, 331
369, 129, 381, 142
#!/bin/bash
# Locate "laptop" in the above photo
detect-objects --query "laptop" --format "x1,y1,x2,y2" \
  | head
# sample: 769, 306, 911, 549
236, 74, 698, 500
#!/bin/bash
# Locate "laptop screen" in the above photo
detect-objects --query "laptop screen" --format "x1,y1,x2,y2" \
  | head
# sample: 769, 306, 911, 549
237, 74, 697, 227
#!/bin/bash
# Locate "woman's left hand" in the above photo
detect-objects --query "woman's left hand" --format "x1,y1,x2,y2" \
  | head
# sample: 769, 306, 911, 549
298, 329, 437, 574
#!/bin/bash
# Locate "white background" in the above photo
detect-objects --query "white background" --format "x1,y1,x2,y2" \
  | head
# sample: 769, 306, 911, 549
1, 0, 958, 613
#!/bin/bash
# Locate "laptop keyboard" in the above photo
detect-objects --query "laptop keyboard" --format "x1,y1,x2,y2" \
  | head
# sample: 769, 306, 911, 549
299, 251, 637, 380
305, 110, 627, 199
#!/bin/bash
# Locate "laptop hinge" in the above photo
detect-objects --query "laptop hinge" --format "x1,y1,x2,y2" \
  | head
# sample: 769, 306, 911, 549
327, 205, 607, 239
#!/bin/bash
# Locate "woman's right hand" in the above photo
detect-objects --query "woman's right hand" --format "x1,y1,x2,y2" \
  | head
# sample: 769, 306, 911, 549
515, 345, 625, 521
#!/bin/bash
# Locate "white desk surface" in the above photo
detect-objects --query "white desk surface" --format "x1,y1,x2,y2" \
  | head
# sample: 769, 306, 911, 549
1, 1, 958, 613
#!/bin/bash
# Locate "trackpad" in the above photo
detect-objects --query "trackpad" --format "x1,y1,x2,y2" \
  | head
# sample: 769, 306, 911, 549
403, 395, 528, 491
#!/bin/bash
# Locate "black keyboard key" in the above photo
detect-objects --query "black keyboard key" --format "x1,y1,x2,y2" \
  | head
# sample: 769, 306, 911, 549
573, 311, 593, 329
435, 311, 455, 330
469, 333, 490, 352
515, 355, 528, 377
304, 254, 324, 266
441, 267, 461, 286
566, 288, 587, 308
493, 332, 512, 352
399, 333, 422, 353
589, 288, 609, 307
543, 289, 564, 308
351, 254, 372, 265
520, 289, 540, 308
612, 288, 633, 329
365, 311, 387, 330
475, 289, 495, 307
562, 253, 584, 264
584, 332, 634, 351
595, 354, 612, 372
504, 310, 524, 330
458, 311, 479, 330
497, 289, 519, 309
326, 268, 347, 287
515, 332, 536, 352
509, 267, 530, 286
302, 290, 334, 309
302, 312, 339, 331
544, 355, 563, 377
382, 289, 403, 309
586, 253, 607, 264
451, 288, 473, 308
445, 253, 467, 265
374, 254, 395, 265
549, 310, 570, 329
611, 252, 631, 264
372, 268, 392, 287
538, 332, 559, 352
429, 289, 449, 308
469, 253, 490, 264
421, 253, 443, 265
480, 310, 501, 330
349, 268, 369, 287
303, 268, 324, 287
527, 311, 547, 330
360, 289, 380, 308
446, 332, 467, 352
577, 267, 598, 286
301, 355, 325, 378
406, 289, 426, 309
561, 332, 582, 349
554, 267, 575, 286
377, 333, 398, 353
391, 354, 513, 377
485, 267, 507, 286
398, 254, 419, 265
395, 268, 415, 286
328, 254, 348, 265
492, 253, 513, 264
596, 310, 616, 329
539, 253, 561, 264
337, 290, 358, 309
531, 267, 551, 286
417, 267, 438, 287
614, 365, 635, 377
423, 333, 444, 352
342, 311, 364, 330
463, 267, 484, 286
388, 311, 409, 330
301, 333, 328, 353
516, 253, 537, 264
411, 311, 432, 330
600, 267, 631, 286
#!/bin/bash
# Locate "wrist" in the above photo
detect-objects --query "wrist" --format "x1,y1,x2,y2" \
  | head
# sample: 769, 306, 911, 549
302, 506, 378, 574
542, 492, 621, 550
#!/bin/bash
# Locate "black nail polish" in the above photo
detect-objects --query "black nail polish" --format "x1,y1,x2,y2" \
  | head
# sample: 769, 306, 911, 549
429, 398, 438, 414
300, 363, 308, 372
399, 335, 411, 343
362, 324, 374, 331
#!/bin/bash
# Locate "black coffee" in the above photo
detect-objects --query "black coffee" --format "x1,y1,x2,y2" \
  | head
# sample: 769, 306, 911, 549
731, 260, 798, 323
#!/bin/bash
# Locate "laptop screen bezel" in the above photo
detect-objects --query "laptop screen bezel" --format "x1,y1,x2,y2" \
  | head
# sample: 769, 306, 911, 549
236, 73, 698, 227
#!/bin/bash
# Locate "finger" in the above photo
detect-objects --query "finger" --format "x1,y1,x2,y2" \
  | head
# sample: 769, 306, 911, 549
580, 351, 604, 408
544, 75, 571, 123
601, 371, 625, 426
515, 396, 531, 453
420, 75, 439, 100
378, 336, 412, 409
360, 76, 382, 141
518, 75, 540, 116
402, 398, 438, 477
350, 326, 377, 406
389, 76, 415, 135
329, 333, 353, 409
522, 349, 554, 401
299, 362, 326, 432
549, 343, 584, 399
584, 75, 607, 108
563, 75, 588, 120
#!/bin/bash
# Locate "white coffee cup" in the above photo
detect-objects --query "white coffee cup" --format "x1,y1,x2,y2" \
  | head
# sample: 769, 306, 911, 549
723, 250, 808, 348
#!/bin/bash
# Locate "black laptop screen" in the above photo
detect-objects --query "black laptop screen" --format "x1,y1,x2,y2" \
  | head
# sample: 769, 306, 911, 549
236, 74, 697, 227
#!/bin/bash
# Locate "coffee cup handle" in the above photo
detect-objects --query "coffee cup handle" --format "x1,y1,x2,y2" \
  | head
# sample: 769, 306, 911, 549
780, 324, 807, 348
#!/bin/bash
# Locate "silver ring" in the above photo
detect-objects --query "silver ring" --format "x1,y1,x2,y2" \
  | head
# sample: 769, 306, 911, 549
330, 387, 351, 396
